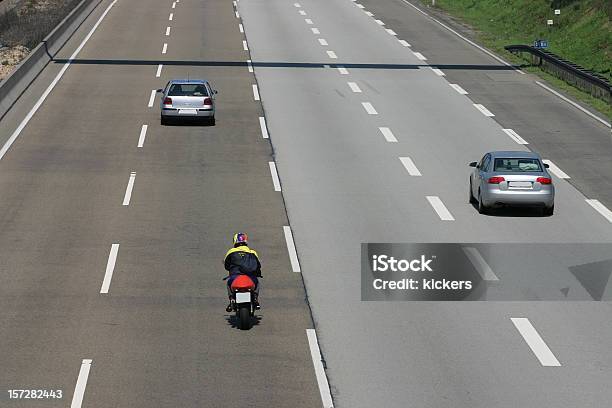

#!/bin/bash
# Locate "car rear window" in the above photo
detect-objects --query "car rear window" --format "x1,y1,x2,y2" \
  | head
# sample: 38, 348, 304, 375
168, 84, 209, 96
494, 158, 542, 172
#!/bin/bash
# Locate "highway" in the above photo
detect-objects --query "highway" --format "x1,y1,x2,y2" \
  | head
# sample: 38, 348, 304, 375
0, 0, 611, 407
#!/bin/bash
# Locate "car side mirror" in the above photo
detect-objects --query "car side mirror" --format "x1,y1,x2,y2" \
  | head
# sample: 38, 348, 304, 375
469, 161, 478, 167
156, 88, 163, 93
543, 163, 550, 168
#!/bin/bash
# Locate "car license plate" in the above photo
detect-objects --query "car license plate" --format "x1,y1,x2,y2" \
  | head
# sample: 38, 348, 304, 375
178, 109, 197, 115
235, 292, 251, 303
509, 181, 532, 188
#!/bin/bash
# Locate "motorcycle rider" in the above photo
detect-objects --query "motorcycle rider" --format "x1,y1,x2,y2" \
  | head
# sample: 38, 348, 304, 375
224, 232, 262, 312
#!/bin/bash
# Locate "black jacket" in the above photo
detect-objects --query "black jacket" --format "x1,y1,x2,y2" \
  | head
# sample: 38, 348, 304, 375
224, 245, 262, 277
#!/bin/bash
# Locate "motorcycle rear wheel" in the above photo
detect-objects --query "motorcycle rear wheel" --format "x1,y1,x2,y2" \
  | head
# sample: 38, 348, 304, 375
237, 305, 252, 330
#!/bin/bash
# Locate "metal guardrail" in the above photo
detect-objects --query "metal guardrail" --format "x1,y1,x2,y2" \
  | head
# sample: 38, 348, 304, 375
505, 44, 611, 104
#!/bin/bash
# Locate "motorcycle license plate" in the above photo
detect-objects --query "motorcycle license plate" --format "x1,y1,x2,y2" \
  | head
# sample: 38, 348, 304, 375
236, 292, 251, 303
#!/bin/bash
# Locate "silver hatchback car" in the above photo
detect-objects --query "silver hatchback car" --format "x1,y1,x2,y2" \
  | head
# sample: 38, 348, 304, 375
158, 79, 217, 125
469, 151, 555, 215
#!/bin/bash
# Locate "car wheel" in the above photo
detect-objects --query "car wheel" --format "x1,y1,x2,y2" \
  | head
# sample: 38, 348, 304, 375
478, 190, 488, 215
543, 205, 554, 216
209, 116, 216, 126
469, 180, 476, 204
161, 115, 168, 126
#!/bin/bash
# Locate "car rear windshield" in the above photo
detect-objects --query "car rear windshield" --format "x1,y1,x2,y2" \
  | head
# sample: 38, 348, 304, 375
494, 158, 542, 172
168, 84, 209, 96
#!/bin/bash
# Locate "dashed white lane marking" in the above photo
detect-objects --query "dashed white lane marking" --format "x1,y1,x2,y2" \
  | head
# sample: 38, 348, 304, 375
364, 11, 373, 16
0, 0, 118, 162
585, 199, 612, 223
356, 3, 364, 8
122, 172, 137, 206
100, 244, 119, 294
326, 50, 338, 59
294, 2, 301, 7
172, 2, 176, 8
161, 43, 167, 54
305, 18, 313, 24
535, 81, 610, 127
155, 64, 163, 77
252, 84, 260, 100
379, 127, 397, 142
169, 13, 173, 20
239, 23, 244, 33
462, 247, 499, 281
386, 29, 397, 36
71, 359, 93, 408
347, 82, 362, 93
413, 52, 427, 60
259, 116, 269, 139
502, 129, 528, 145
399, 157, 422, 176
243, 40, 249, 50
542, 160, 570, 179
268, 162, 282, 191
399, 0, 523, 74
375, 19, 385, 25
147, 89, 157, 107
426, 196, 455, 221
247, 59, 253, 72
337, 66, 349, 75
449, 83, 468, 95
398, 39, 410, 47
306, 330, 334, 408
430, 67, 444, 76
318, 38, 328, 46
299, 10, 306, 15
511, 318, 561, 367
283, 226, 301, 272
165, 26, 171, 36
311, 27, 320, 34
235, 10, 239, 18
137, 125, 148, 148
362, 102, 378, 114
473, 103, 494, 117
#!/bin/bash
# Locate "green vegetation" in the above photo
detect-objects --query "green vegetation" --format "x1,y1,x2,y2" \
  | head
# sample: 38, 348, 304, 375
418, 0, 611, 115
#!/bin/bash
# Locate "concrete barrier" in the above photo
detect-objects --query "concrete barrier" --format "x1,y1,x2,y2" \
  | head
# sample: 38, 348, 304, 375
0, 0, 105, 120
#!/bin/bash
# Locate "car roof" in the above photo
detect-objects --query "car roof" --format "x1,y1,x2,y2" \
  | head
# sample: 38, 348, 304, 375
168, 79, 208, 84
488, 151, 541, 159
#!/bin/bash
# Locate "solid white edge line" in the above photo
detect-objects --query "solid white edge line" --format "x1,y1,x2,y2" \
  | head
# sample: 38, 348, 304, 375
138, 124, 148, 148
259, 116, 269, 139
347, 82, 361, 93
399, 156, 422, 176
361, 102, 377, 114
147, 89, 156, 107
337, 66, 349, 75
379, 127, 398, 142
155, 64, 163, 77
511, 318, 561, 366
70, 359, 93, 408
449, 83, 468, 95
283, 226, 301, 272
247, 59, 253, 73
100, 244, 119, 294
535, 81, 610, 127
430, 67, 445, 76
542, 160, 570, 179
426, 196, 455, 220
252, 84, 260, 101
306, 329, 334, 408
162, 43, 168, 54
502, 128, 528, 145
462, 247, 499, 281
585, 199, 612, 223
122, 172, 137, 206
0, 0, 118, 162
474, 103, 494, 116
399, 0, 523, 74
268, 162, 281, 191
326, 51, 337, 59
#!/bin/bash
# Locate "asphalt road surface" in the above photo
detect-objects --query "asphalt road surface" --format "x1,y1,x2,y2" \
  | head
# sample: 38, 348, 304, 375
1, 0, 611, 407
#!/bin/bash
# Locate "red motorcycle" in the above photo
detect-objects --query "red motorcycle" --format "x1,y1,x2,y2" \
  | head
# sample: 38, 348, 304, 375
229, 275, 257, 330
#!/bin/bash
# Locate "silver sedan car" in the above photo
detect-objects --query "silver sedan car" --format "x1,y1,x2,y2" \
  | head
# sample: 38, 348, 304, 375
158, 79, 217, 125
469, 151, 555, 215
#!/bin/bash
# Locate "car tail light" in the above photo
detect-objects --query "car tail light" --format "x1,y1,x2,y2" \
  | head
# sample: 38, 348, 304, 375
536, 177, 552, 184
488, 176, 505, 184
163, 97, 172, 105
203, 97, 212, 105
